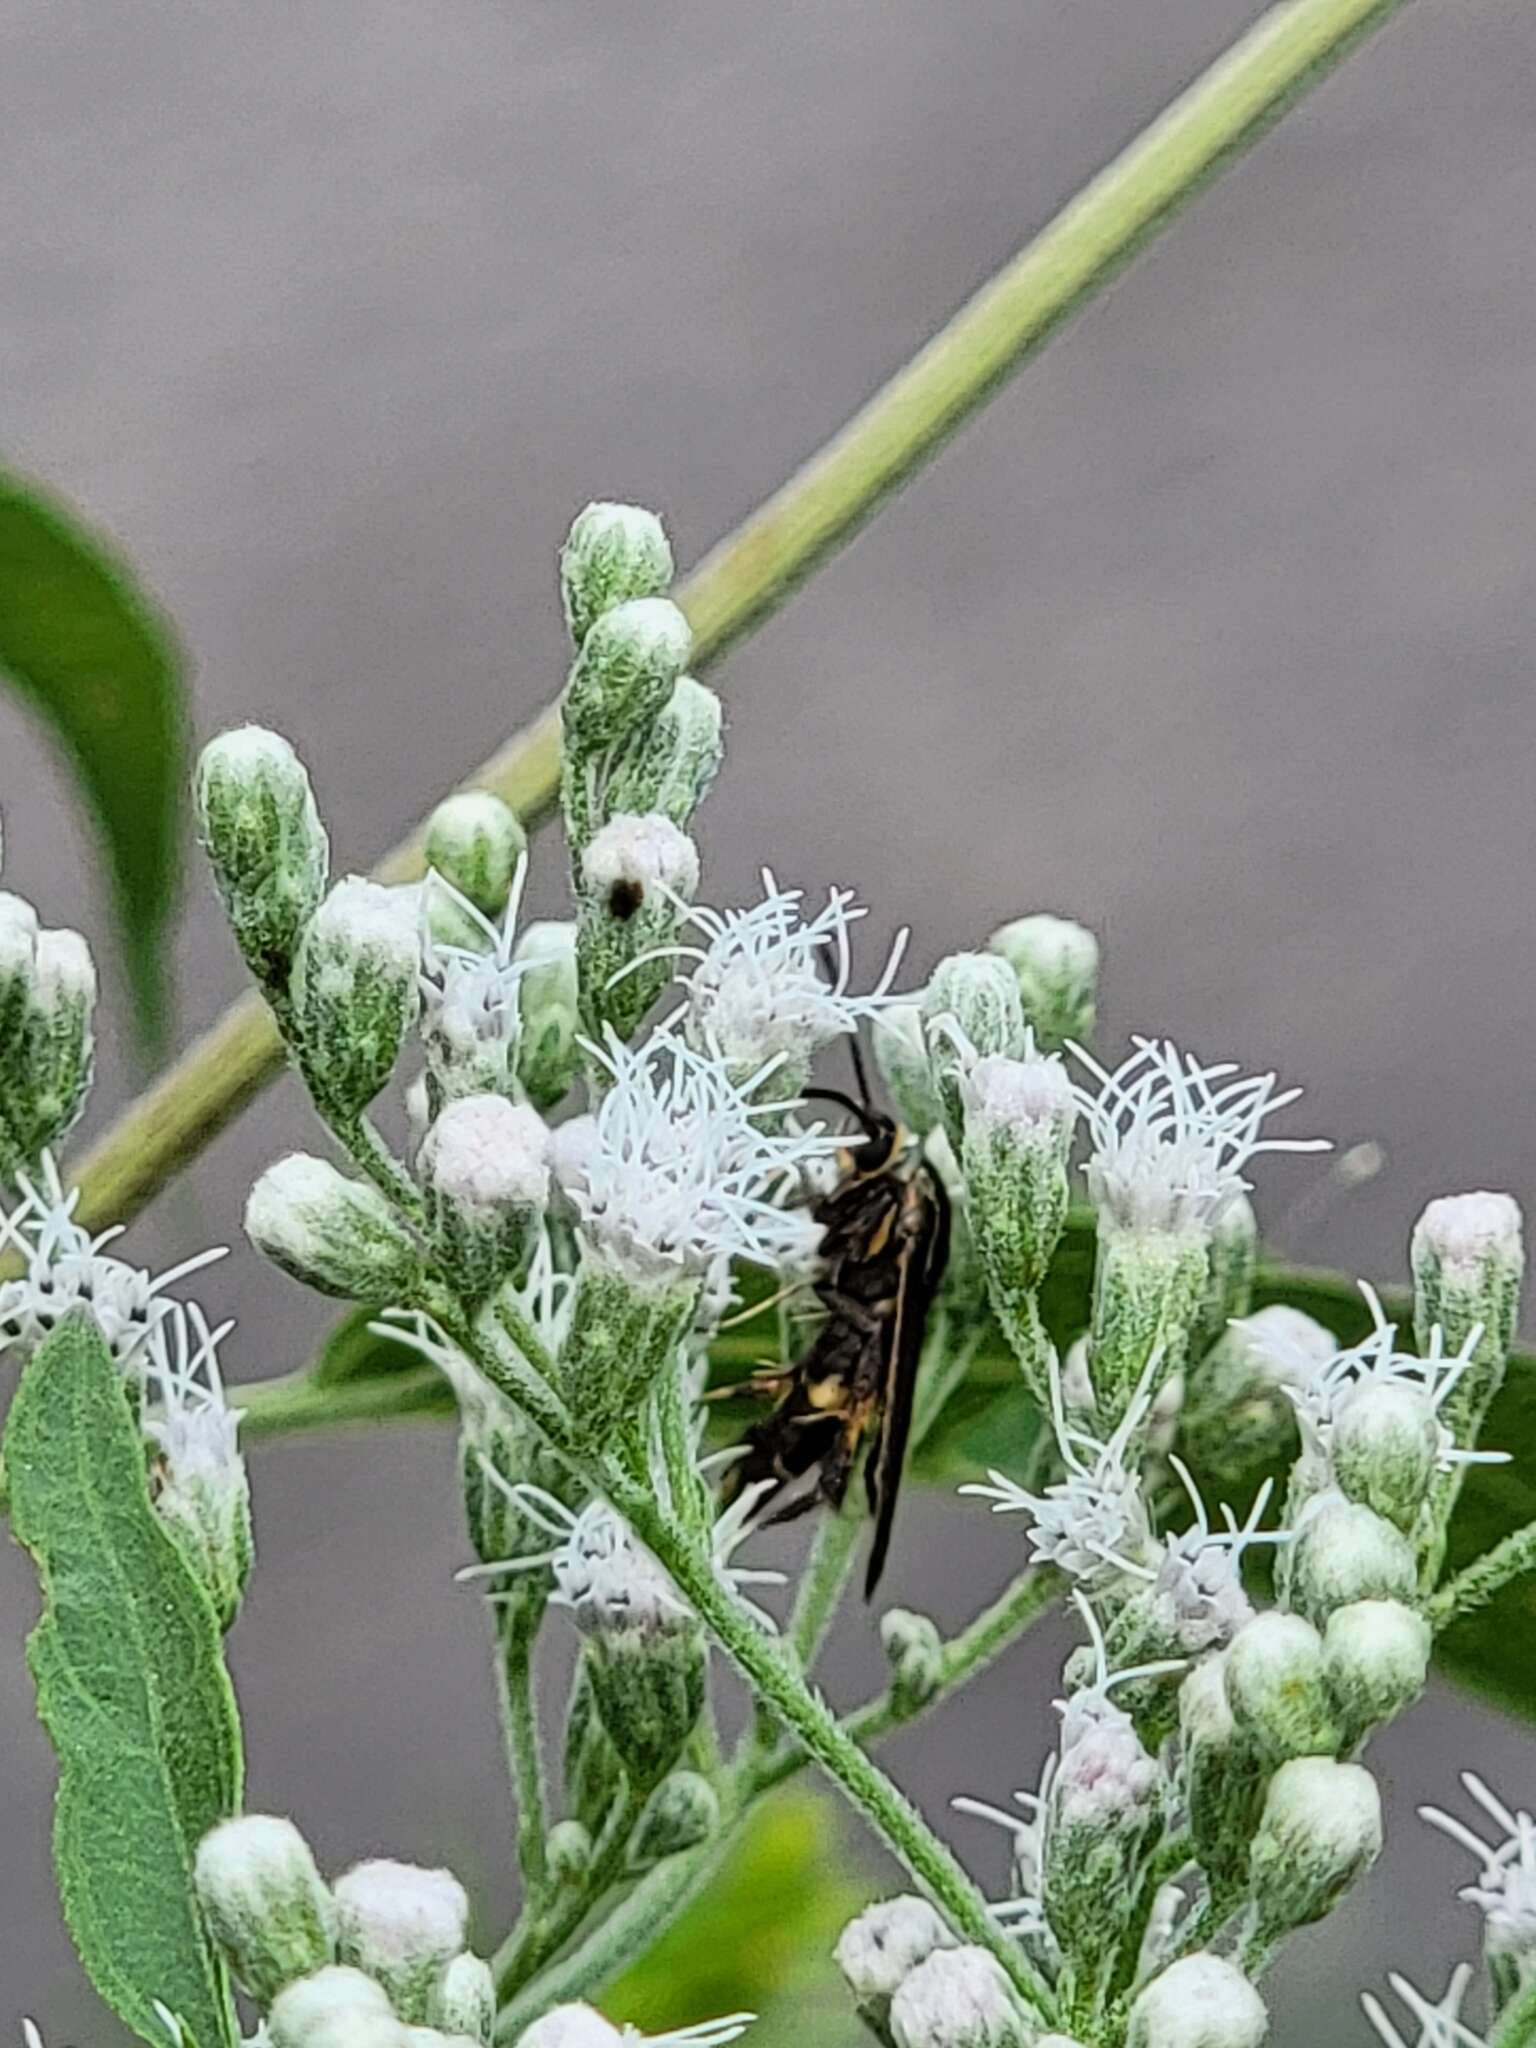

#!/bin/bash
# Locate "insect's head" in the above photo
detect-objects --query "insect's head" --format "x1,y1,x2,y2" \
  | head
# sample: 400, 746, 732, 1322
801, 1088, 905, 1175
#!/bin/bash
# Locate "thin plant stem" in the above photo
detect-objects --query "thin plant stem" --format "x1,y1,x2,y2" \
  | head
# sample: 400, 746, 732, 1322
337, 1114, 425, 1222
749, 1562, 1058, 1796
496, 1604, 550, 1899
1429, 1520, 1536, 1633
494, 1779, 648, 1999
493, 1829, 731, 2041
606, 1478, 1056, 2020
67, 0, 1418, 1241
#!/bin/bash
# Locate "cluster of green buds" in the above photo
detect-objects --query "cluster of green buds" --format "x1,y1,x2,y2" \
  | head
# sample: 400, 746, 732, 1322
890, 1057, 1531, 2047
194, 1816, 495, 2046
557, 504, 721, 1043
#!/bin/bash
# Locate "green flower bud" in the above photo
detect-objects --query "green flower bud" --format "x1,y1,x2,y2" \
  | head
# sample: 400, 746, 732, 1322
872, 1003, 943, 1136
1248, 1757, 1382, 1938
835, 1897, 957, 2038
575, 813, 699, 1041
561, 1251, 699, 1447
429, 1954, 495, 2046
1288, 1494, 1417, 1629
921, 953, 1025, 1150
514, 922, 581, 1110
1126, 1955, 1267, 2048
149, 1370, 254, 1633
562, 597, 692, 760
880, 1609, 945, 1717
1043, 1702, 1162, 1979
246, 1153, 425, 1302
889, 1946, 1033, 2048
1088, 1220, 1209, 1432
420, 1095, 549, 1300
424, 793, 526, 921
632, 1769, 720, 1864
960, 1050, 1076, 1400
545, 1819, 595, 1890
0, 923, 98, 1178
1223, 1612, 1341, 1760
1179, 1655, 1268, 1892
1329, 1383, 1439, 1532
268, 1967, 403, 2048
194, 1814, 336, 2007
1322, 1599, 1430, 1741
334, 1860, 470, 2023
560, 502, 674, 648
605, 674, 724, 829
292, 878, 418, 1116
196, 725, 330, 990
987, 913, 1098, 1052
1412, 1191, 1524, 1455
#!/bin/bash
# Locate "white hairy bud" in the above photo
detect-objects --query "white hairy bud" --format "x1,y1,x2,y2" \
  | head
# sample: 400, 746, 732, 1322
545, 1821, 594, 1890
562, 596, 692, 757
889, 1946, 1033, 2048
292, 878, 419, 1115
429, 1953, 495, 2046
606, 672, 724, 829
268, 1967, 403, 2048
421, 1095, 550, 1297
1127, 1955, 1267, 2048
1223, 1612, 1340, 1759
196, 725, 329, 988
1249, 1757, 1382, 1937
333, 1861, 470, 2024
923, 953, 1026, 1149
988, 912, 1098, 1051
424, 793, 526, 920
195, 1814, 336, 2007
1323, 1599, 1430, 1740
835, 1896, 957, 2030
962, 1050, 1077, 1388
1412, 1190, 1524, 1456
246, 1153, 424, 1303
581, 813, 700, 909
881, 1610, 946, 1716
577, 814, 700, 1040
514, 2012, 621, 2048
1329, 1382, 1440, 1531
560, 502, 675, 648
1287, 1493, 1417, 1629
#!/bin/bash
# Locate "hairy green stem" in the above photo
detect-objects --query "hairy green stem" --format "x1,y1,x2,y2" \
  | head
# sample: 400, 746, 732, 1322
750, 1563, 1058, 1796
497, 1605, 550, 1898
495, 1779, 648, 1999
66, 0, 1418, 1243
606, 1478, 1055, 2020
1429, 1521, 1536, 1633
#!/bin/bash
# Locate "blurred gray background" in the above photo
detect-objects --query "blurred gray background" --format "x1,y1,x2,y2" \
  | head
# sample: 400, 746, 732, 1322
4, 0, 1536, 2037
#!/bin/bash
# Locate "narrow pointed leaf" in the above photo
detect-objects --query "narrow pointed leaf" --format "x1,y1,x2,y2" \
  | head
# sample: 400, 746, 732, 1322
0, 468, 186, 1049
6, 1312, 242, 2048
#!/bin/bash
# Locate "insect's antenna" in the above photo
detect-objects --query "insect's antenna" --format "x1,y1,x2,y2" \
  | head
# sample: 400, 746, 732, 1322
848, 1028, 874, 1112
800, 1086, 882, 1147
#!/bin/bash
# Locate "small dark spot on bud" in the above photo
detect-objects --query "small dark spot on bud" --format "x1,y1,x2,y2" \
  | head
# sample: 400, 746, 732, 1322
608, 878, 645, 922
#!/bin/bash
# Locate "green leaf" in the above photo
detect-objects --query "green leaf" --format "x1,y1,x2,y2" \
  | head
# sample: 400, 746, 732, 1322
604, 1788, 866, 2041
0, 468, 187, 1050
6, 1312, 242, 2048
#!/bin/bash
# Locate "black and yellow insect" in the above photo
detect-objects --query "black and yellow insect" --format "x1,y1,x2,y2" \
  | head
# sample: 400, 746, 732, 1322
719, 1067, 950, 1597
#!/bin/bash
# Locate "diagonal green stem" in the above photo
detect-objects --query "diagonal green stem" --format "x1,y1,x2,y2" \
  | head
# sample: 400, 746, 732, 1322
66, 0, 1417, 1243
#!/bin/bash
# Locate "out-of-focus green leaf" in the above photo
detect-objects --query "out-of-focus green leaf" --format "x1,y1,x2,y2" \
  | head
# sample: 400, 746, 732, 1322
605, 1788, 866, 2044
0, 468, 187, 1050
5, 1313, 242, 2048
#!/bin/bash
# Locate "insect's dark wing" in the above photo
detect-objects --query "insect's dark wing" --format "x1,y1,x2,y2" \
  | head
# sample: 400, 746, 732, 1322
863, 1166, 951, 1597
